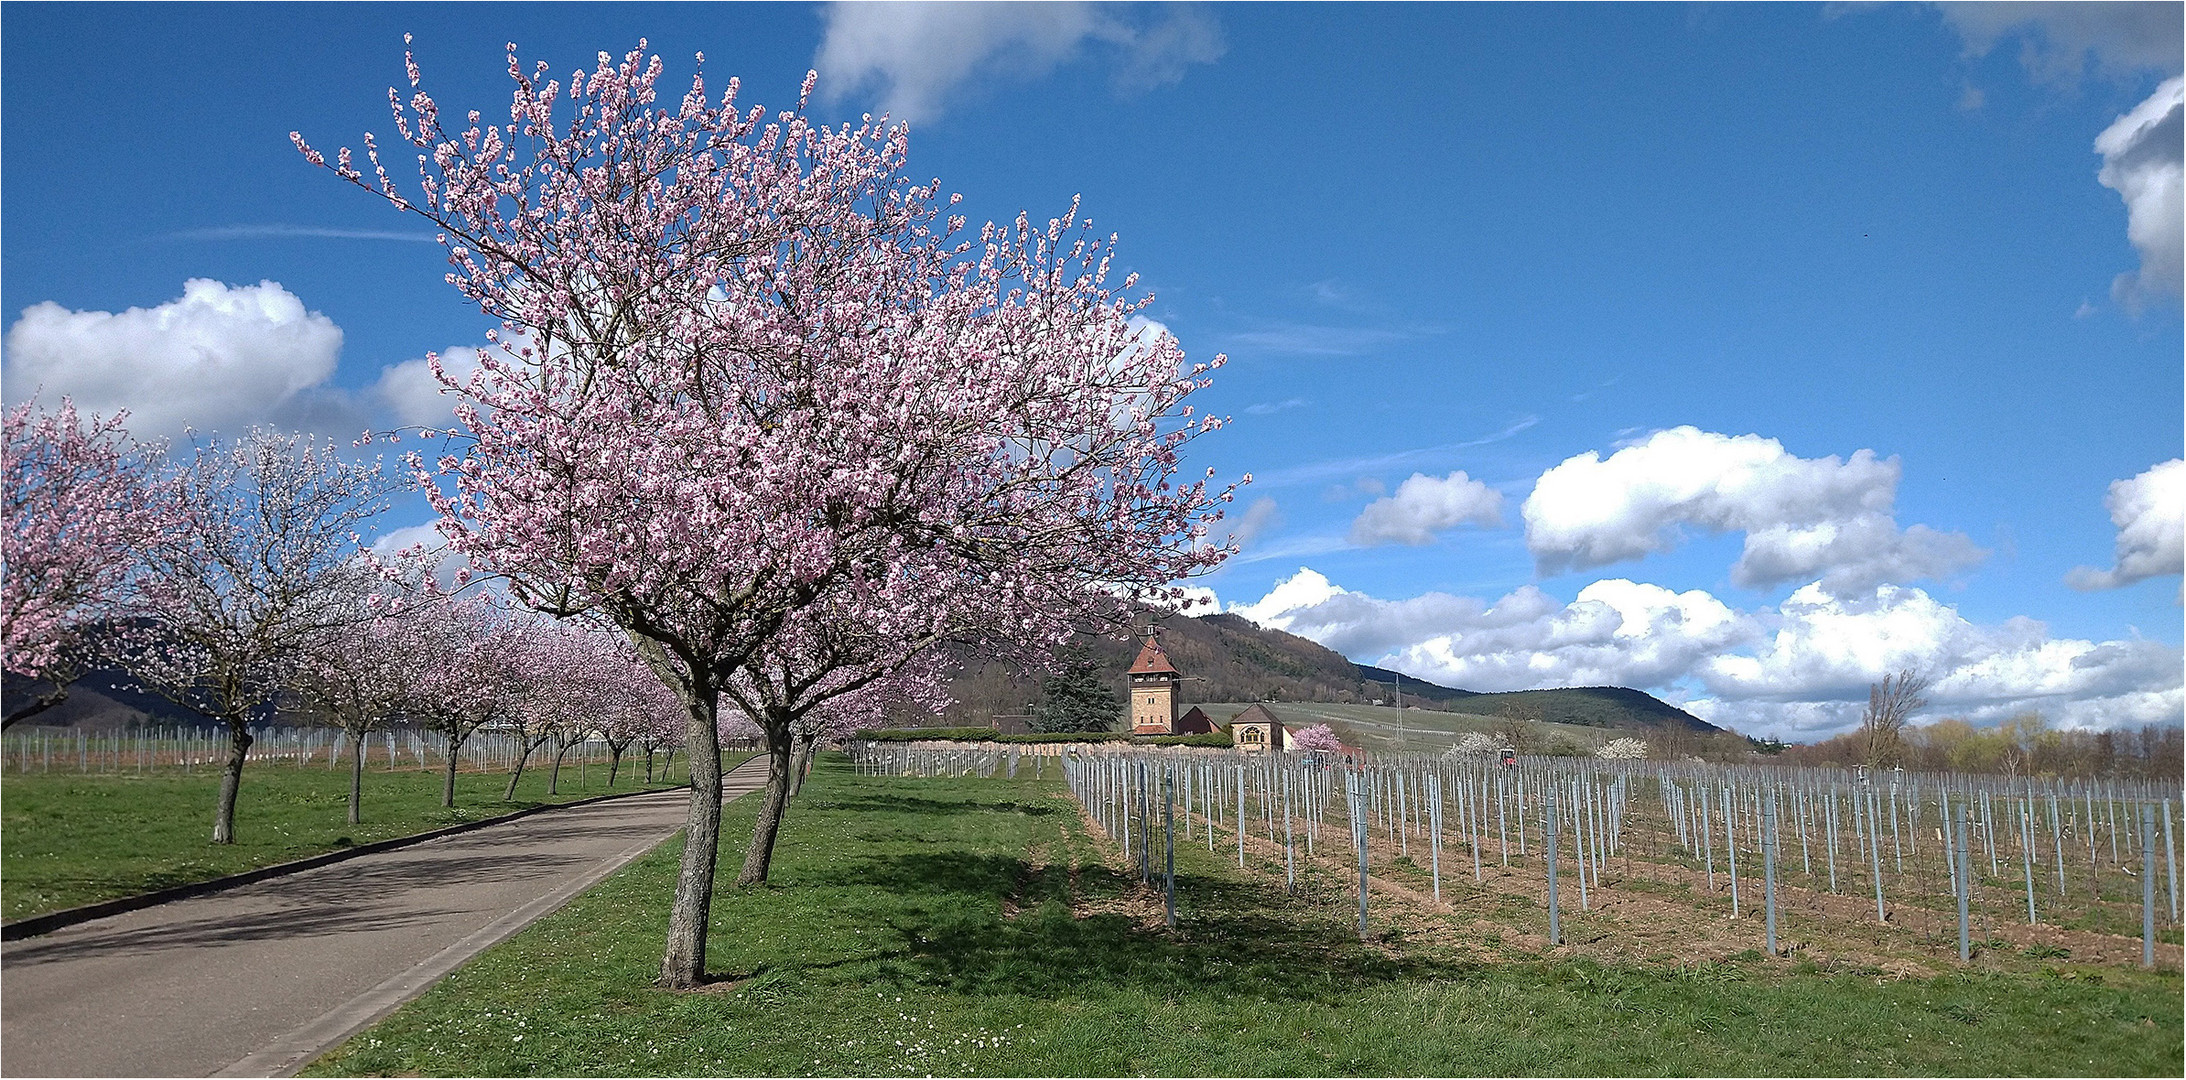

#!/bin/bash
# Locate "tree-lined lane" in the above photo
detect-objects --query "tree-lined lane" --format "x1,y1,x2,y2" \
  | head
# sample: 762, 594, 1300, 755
1, 757, 771, 1078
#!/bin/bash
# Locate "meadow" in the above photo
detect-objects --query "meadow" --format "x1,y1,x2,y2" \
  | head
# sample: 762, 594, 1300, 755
1, 744, 702, 922
303, 755, 2181, 1077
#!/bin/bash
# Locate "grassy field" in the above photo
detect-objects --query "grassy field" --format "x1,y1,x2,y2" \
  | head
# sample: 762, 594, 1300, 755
304, 756, 2181, 1077
1197, 700, 1617, 754
1, 753, 720, 922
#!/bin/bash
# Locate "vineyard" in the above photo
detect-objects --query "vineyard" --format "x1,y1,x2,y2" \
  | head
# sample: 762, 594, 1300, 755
853, 743, 2182, 972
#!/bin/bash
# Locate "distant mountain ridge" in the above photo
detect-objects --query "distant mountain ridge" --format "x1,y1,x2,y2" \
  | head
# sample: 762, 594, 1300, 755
933, 611, 1722, 736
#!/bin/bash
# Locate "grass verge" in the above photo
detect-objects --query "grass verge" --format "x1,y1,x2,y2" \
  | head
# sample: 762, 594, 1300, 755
305, 755, 2181, 1077
2, 752, 752, 922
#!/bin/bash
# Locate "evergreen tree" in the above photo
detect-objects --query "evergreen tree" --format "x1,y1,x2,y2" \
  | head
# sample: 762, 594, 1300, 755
1031, 647, 1122, 733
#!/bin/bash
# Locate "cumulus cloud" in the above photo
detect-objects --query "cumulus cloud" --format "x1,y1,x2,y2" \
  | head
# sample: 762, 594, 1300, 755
2067, 458, 2185, 590
1229, 567, 1496, 660
1699, 581, 2182, 738
1937, 2, 2183, 86
2, 279, 354, 438
374, 346, 488, 429
1521, 427, 1984, 594
1228, 567, 2180, 740
369, 520, 476, 591
1348, 471, 1504, 546
1234, 568, 1753, 694
2095, 77, 2184, 311
814, 1, 1222, 124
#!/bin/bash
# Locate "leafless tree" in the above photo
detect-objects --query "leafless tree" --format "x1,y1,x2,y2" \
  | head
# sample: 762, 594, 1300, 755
1859, 669, 1930, 768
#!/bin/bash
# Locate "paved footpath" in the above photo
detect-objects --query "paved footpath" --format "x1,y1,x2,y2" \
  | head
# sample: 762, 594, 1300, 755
1, 757, 772, 1078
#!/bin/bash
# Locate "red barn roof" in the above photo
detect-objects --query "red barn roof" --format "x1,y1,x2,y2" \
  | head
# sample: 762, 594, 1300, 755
1128, 635, 1179, 675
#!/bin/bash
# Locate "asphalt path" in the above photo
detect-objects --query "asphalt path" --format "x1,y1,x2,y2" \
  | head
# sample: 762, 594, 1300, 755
1, 756, 772, 1078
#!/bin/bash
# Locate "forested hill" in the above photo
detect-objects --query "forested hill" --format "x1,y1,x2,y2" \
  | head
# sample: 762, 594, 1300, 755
933, 611, 1723, 736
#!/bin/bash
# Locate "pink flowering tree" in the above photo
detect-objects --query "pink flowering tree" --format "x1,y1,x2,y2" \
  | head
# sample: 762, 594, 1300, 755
292, 595, 417, 824
384, 592, 517, 807
1289, 723, 1342, 754
730, 600, 957, 819
597, 651, 681, 787
2, 397, 167, 728
540, 626, 627, 796
116, 429, 396, 843
488, 618, 572, 801
297, 41, 1237, 987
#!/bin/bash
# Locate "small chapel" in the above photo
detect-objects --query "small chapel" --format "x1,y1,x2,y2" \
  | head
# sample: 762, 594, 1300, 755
1126, 630, 1287, 753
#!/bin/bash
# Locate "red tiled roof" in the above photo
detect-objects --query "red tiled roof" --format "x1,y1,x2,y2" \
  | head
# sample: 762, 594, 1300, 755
1175, 706, 1216, 735
1128, 636, 1179, 675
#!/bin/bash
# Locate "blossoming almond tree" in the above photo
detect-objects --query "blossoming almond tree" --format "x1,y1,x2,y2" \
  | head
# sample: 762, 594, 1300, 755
2, 398, 167, 728
298, 41, 1237, 987
596, 654, 680, 787
117, 429, 396, 843
406, 596, 529, 808
292, 594, 416, 824
1290, 723, 1343, 754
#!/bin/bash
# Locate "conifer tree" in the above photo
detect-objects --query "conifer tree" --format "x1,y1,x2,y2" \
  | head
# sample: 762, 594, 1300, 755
1031, 646, 1123, 733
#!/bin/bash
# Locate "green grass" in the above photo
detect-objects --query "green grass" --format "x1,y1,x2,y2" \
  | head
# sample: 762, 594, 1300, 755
1, 753, 737, 922
305, 756, 2181, 1077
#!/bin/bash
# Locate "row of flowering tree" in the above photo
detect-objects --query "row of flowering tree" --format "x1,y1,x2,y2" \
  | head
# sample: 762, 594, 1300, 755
3, 405, 692, 840
296, 40, 1241, 987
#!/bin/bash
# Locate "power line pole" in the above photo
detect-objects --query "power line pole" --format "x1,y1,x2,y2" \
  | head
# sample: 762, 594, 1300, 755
1395, 670, 1404, 750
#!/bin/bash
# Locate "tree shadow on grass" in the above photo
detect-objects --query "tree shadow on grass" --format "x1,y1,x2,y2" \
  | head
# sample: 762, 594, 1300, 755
804, 849, 1485, 1007
799, 794, 1059, 818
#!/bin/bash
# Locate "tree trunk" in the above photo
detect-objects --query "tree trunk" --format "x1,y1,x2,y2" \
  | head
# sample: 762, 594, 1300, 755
441, 729, 465, 808
211, 718, 253, 843
549, 740, 572, 795
644, 746, 656, 784
503, 738, 538, 801
789, 731, 817, 798
737, 717, 796, 887
348, 727, 367, 825
607, 744, 625, 787
661, 693, 724, 989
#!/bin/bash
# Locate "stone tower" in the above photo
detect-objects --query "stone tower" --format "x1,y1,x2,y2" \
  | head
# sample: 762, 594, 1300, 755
1128, 630, 1180, 735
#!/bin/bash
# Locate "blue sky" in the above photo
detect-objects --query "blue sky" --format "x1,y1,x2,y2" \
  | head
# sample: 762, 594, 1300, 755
3, 2, 2180, 739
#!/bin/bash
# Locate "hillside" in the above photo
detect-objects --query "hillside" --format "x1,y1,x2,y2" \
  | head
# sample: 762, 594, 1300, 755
930, 611, 1722, 737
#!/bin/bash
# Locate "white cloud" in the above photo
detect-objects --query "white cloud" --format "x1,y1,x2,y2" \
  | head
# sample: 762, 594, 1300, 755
1697, 581, 2181, 738
3, 279, 353, 438
1228, 567, 2180, 740
1227, 496, 1282, 549
369, 521, 452, 561
369, 520, 475, 591
375, 346, 487, 429
2094, 77, 2184, 311
2067, 458, 2186, 590
1229, 567, 1491, 659
1521, 426, 1984, 594
1348, 470, 1503, 546
1231, 568, 1754, 693
1937, 3, 2183, 86
814, 1, 1222, 124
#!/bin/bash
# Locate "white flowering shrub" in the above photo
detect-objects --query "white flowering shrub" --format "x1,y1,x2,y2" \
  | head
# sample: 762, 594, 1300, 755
1450, 731, 1497, 757
1596, 737, 1649, 760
